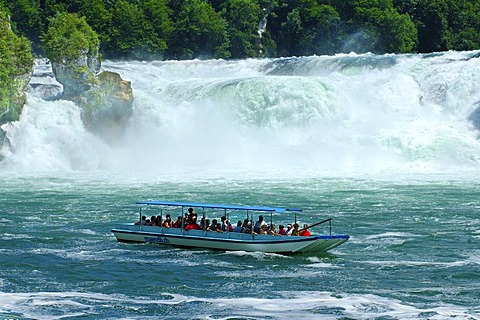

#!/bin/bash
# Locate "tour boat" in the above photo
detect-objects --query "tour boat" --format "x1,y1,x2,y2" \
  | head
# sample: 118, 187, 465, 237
111, 201, 349, 254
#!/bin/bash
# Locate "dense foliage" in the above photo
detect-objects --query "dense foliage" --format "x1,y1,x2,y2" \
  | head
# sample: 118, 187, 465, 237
0, 6, 34, 122
42, 12, 100, 63
4, 0, 480, 60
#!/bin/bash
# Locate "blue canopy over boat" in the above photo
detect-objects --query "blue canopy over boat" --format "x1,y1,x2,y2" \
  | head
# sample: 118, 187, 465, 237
136, 200, 302, 213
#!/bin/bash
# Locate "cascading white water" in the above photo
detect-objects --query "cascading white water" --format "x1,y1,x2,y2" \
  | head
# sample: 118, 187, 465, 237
2, 51, 480, 177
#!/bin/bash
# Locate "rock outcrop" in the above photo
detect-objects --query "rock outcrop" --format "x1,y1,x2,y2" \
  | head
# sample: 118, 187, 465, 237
73, 71, 133, 143
0, 71, 32, 150
43, 12, 133, 144
51, 52, 101, 99
0, 71, 33, 123
0, 72, 33, 125
50, 48, 133, 144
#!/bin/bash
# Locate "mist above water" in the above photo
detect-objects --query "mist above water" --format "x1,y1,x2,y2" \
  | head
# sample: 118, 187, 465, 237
2, 51, 480, 179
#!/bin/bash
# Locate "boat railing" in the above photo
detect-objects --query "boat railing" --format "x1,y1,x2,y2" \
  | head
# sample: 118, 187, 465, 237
134, 201, 336, 237
306, 218, 332, 235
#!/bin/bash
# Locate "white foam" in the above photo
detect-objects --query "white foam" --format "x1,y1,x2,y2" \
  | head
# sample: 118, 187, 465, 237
365, 232, 417, 240
1, 96, 110, 172
0, 233, 34, 240
223, 250, 290, 260
2, 290, 476, 320
362, 257, 479, 268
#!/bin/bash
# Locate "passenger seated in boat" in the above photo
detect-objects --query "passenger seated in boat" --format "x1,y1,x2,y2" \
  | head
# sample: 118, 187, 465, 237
267, 224, 277, 235
221, 216, 229, 231
162, 214, 172, 228
214, 223, 223, 232
181, 213, 189, 225
150, 216, 157, 226
291, 223, 300, 236
233, 220, 243, 232
259, 224, 268, 234
278, 225, 286, 235
172, 216, 182, 228
254, 215, 267, 233
203, 219, 210, 230
241, 220, 253, 233
299, 224, 311, 236
208, 219, 218, 231
285, 224, 293, 235
134, 215, 147, 225
185, 216, 201, 230
187, 207, 197, 222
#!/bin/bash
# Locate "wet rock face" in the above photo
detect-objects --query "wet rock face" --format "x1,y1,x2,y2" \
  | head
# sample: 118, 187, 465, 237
0, 70, 33, 124
52, 48, 133, 144
74, 71, 133, 144
51, 51, 101, 99
0, 70, 33, 154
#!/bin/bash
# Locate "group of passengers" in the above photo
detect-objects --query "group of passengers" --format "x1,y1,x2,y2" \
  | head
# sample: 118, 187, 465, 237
135, 208, 311, 236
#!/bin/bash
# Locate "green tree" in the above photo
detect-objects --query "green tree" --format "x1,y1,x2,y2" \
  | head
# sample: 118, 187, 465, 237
73, 0, 112, 53
396, 0, 449, 52
169, 0, 229, 59
42, 12, 99, 62
222, 0, 260, 58
447, 0, 480, 51
5, 0, 43, 54
41, 0, 69, 18
382, 8, 417, 52
105, 0, 173, 59
394, 0, 480, 52
142, 0, 173, 58
274, 1, 341, 56
106, 0, 145, 58
347, 0, 417, 53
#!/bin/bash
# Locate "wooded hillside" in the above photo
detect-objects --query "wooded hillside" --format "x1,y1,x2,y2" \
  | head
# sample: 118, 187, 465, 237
3, 0, 480, 60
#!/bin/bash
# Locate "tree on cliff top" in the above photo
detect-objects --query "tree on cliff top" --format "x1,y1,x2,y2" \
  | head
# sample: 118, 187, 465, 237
42, 12, 99, 64
42, 12, 101, 98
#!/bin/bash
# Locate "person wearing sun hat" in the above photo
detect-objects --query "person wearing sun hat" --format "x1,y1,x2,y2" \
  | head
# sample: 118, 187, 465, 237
285, 224, 293, 235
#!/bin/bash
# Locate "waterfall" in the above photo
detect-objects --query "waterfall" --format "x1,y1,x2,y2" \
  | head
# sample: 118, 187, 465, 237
1, 51, 480, 177
257, 8, 268, 54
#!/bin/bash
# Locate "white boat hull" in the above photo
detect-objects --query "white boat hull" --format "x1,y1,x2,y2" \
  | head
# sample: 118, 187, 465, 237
111, 224, 349, 254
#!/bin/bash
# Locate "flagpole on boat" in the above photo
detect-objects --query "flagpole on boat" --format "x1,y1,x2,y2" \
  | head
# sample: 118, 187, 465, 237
181, 206, 185, 235
202, 207, 206, 235
159, 208, 163, 228
250, 211, 254, 239
139, 207, 142, 229
270, 211, 273, 230
225, 209, 229, 236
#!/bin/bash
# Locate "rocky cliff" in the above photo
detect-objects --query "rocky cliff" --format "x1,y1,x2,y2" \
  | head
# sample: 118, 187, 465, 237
0, 11, 34, 150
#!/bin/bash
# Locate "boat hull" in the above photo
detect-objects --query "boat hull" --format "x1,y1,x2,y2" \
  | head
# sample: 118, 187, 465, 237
111, 224, 349, 254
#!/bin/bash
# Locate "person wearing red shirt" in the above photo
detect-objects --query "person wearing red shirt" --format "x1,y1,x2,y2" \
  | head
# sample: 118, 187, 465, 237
185, 216, 201, 231
299, 224, 311, 236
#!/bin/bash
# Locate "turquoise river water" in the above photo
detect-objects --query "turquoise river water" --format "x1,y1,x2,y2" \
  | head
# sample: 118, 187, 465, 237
0, 173, 479, 319
1, 51, 480, 319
